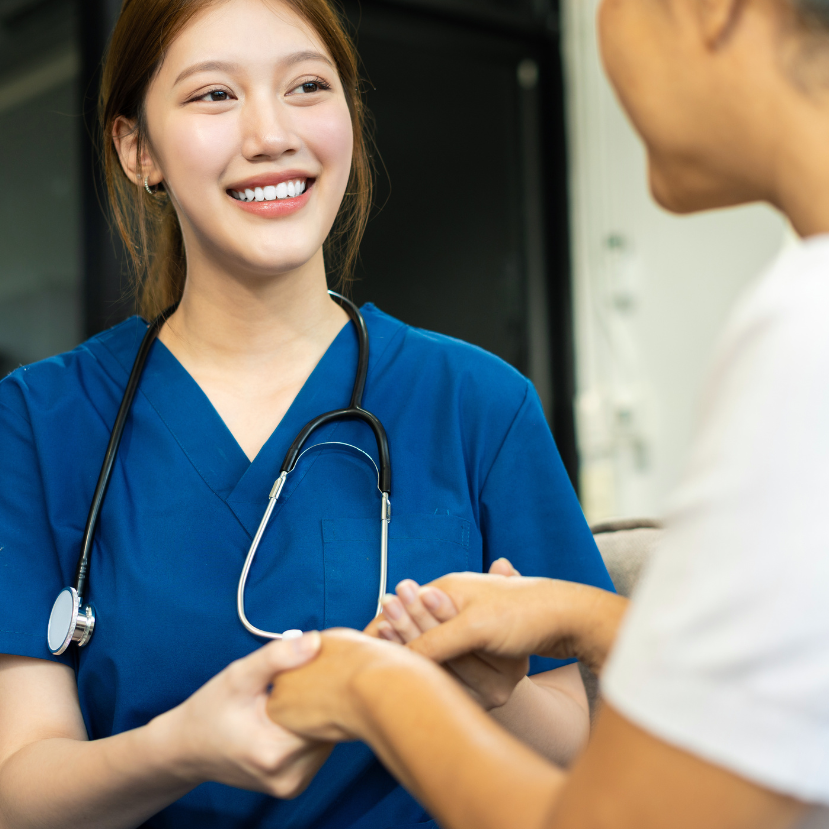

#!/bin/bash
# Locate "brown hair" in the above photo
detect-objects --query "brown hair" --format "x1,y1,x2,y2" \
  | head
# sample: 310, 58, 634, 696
100, 0, 373, 318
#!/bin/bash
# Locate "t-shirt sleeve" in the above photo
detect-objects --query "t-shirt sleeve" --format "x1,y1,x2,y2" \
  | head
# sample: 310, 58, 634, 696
0, 378, 72, 667
479, 381, 615, 675
602, 251, 829, 806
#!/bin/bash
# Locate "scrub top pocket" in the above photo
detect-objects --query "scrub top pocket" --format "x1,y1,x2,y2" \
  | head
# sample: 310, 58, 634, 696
321, 513, 472, 629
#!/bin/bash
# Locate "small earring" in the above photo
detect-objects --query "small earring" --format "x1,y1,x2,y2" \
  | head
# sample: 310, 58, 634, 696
144, 175, 154, 195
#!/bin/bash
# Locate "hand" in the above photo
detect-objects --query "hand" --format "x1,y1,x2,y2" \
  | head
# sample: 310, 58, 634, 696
371, 559, 529, 710
152, 633, 333, 799
266, 629, 431, 743
407, 570, 628, 675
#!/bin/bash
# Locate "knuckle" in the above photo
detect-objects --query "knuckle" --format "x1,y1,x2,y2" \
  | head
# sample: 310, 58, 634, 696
489, 686, 512, 708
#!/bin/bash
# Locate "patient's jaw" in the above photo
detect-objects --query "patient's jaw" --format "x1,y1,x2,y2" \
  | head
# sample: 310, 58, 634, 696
597, 0, 829, 231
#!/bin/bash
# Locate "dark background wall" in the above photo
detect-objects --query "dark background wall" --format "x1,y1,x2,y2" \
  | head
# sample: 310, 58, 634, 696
0, 0, 577, 485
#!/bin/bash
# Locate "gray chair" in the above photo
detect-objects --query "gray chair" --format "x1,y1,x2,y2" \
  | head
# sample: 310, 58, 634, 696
579, 519, 663, 720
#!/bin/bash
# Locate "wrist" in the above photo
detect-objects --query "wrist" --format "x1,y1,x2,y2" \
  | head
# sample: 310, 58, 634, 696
564, 583, 628, 674
144, 704, 206, 787
348, 646, 442, 742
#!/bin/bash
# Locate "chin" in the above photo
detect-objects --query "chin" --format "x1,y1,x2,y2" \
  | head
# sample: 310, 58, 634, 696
648, 160, 744, 215
235, 239, 321, 277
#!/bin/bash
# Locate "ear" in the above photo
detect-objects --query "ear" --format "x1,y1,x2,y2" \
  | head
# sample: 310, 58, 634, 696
112, 116, 163, 189
696, 0, 744, 47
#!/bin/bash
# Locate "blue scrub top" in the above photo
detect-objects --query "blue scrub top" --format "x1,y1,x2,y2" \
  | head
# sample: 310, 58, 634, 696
0, 304, 613, 828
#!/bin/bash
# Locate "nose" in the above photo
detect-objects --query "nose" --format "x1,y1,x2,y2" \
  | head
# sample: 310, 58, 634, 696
240, 90, 301, 161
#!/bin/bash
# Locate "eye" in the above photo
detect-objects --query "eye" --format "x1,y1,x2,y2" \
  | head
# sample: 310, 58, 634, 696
190, 88, 232, 103
288, 77, 332, 96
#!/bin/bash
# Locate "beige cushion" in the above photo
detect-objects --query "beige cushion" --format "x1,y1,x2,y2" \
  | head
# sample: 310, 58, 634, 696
579, 520, 663, 719
592, 519, 663, 598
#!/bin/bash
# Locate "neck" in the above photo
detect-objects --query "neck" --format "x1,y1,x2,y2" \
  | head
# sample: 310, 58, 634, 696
766, 87, 829, 237
160, 247, 349, 369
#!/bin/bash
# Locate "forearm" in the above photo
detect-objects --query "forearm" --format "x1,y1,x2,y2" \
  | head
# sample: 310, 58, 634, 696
0, 717, 194, 829
350, 658, 565, 829
490, 675, 589, 766
545, 582, 628, 675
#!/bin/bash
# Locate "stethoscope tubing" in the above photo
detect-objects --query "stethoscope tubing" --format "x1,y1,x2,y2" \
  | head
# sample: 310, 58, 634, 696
57, 291, 390, 652
73, 303, 179, 601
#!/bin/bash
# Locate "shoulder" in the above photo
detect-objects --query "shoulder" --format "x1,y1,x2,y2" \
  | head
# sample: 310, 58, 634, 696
718, 238, 829, 369
0, 316, 146, 425
363, 304, 532, 412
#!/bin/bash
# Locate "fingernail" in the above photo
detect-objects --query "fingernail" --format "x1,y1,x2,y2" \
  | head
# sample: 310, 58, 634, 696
420, 588, 442, 612
397, 581, 417, 605
292, 631, 320, 656
382, 595, 403, 620
377, 622, 395, 640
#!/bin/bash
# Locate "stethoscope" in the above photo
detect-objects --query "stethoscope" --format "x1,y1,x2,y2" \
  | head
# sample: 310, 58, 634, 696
47, 292, 391, 655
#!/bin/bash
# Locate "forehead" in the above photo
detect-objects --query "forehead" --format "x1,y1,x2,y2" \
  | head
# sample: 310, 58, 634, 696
161, 0, 331, 76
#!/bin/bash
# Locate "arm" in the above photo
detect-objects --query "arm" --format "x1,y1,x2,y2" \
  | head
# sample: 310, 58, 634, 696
548, 704, 805, 829
268, 632, 806, 829
0, 635, 329, 829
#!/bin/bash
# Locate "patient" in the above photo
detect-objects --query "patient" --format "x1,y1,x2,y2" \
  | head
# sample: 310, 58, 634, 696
267, 0, 829, 823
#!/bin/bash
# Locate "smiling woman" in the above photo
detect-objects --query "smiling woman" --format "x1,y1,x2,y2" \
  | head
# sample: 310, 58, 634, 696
102, 0, 372, 316
0, 0, 614, 827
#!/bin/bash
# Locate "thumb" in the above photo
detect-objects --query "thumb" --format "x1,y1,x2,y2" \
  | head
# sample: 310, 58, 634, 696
236, 632, 322, 689
489, 558, 521, 577
407, 617, 483, 664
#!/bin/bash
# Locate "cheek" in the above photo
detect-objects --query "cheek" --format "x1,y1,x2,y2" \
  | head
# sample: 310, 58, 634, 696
158, 116, 238, 192
306, 101, 355, 198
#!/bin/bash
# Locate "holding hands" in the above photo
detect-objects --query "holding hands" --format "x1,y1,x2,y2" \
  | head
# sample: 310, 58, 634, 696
152, 634, 333, 799
368, 559, 529, 709
406, 568, 627, 676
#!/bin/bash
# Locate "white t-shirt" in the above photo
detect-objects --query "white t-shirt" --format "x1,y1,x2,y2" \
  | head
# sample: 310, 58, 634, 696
603, 235, 829, 824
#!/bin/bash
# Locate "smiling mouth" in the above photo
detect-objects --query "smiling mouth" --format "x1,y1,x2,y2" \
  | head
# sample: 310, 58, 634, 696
228, 178, 310, 202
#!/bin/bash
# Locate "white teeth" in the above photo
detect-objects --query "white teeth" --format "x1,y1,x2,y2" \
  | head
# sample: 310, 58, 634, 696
233, 179, 307, 203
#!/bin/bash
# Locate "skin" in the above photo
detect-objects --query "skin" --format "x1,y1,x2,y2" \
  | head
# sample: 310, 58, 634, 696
0, 0, 593, 824
266, 0, 829, 824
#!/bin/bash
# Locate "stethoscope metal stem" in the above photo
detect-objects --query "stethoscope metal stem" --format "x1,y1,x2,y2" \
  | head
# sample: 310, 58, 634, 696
237, 472, 391, 640
236, 472, 288, 639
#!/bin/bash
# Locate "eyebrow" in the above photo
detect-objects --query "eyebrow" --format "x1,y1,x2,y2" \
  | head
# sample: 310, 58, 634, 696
173, 51, 334, 86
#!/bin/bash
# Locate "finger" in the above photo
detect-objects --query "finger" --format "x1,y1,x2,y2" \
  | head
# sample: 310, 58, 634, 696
362, 615, 385, 638
488, 558, 521, 577
235, 632, 322, 690
407, 616, 486, 663
418, 587, 458, 622
380, 594, 424, 643
444, 653, 513, 703
377, 621, 405, 645
395, 579, 442, 633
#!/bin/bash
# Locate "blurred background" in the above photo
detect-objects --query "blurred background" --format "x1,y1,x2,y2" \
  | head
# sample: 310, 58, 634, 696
0, 0, 787, 523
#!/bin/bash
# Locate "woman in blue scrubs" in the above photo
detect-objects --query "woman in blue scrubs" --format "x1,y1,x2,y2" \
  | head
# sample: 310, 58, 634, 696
0, 0, 613, 826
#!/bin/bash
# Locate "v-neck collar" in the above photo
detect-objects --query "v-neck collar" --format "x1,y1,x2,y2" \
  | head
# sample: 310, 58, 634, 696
93, 304, 403, 538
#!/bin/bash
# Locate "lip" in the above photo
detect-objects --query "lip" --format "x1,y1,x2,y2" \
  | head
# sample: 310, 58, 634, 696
230, 185, 312, 218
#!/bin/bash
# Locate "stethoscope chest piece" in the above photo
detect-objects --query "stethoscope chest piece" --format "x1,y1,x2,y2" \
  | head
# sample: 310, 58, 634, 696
47, 587, 95, 655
